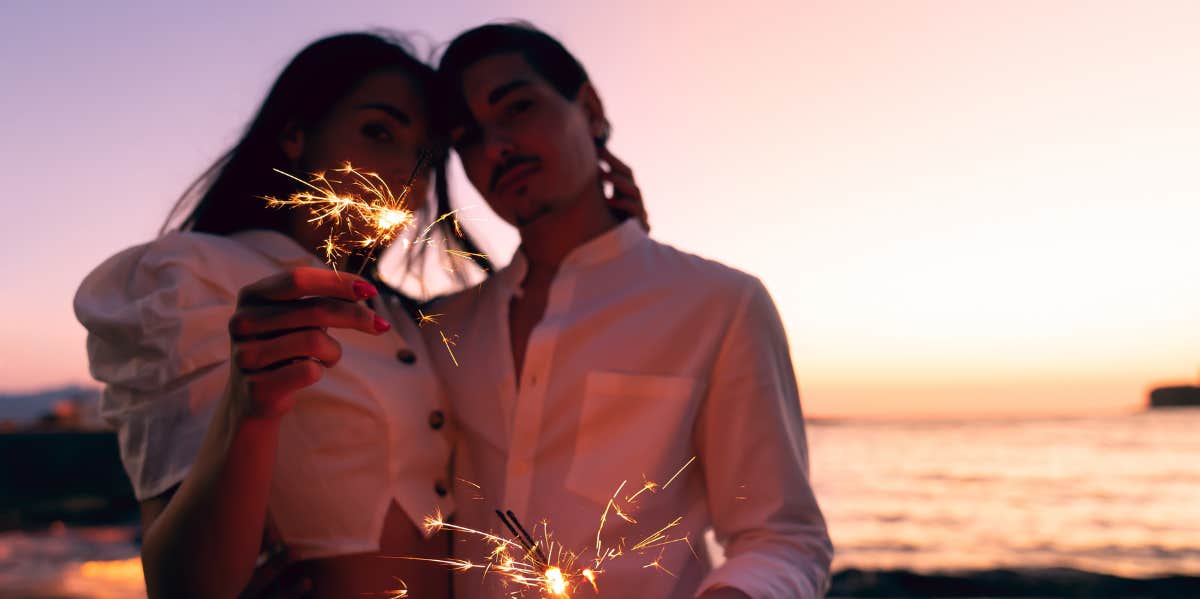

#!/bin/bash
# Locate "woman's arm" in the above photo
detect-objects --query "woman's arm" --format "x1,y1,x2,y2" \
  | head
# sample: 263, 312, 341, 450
137, 268, 386, 599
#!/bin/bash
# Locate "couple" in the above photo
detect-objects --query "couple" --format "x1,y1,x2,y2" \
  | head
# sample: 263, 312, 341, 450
75, 23, 831, 599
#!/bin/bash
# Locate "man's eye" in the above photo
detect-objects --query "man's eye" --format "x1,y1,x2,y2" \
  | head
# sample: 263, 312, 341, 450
507, 99, 533, 117
362, 123, 394, 142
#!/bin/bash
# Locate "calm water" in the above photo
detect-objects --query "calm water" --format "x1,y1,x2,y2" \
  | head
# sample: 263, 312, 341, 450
3, 409, 1197, 597
809, 408, 1200, 577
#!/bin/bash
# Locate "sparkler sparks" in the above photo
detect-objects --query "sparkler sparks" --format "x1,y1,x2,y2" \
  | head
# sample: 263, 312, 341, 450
393, 458, 699, 597
263, 156, 488, 367
440, 330, 460, 368
416, 309, 443, 327
263, 156, 426, 275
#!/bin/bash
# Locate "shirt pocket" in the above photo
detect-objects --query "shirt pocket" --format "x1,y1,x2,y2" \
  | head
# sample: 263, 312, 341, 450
564, 371, 703, 506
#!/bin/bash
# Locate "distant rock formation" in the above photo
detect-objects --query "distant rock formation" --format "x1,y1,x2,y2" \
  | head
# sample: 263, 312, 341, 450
0, 385, 103, 430
1149, 385, 1200, 408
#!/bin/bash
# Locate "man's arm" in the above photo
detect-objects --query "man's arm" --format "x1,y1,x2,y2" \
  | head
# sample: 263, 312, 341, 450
693, 277, 833, 599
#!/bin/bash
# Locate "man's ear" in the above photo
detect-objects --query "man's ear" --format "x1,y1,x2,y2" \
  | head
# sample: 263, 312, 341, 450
280, 121, 305, 165
577, 82, 610, 147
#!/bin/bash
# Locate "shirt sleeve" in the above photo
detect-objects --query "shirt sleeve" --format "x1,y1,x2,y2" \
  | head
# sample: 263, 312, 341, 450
74, 233, 241, 501
693, 277, 833, 599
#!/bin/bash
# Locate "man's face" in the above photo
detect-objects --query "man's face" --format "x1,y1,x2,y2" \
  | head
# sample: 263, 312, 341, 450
450, 53, 601, 228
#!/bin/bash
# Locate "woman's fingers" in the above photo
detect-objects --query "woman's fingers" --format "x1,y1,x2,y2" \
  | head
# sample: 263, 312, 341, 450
601, 167, 640, 201
234, 329, 343, 372
599, 145, 633, 177
598, 146, 649, 231
242, 360, 323, 414
600, 172, 648, 232
226, 269, 388, 418
229, 297, 389, 339
238, 267, 377, 305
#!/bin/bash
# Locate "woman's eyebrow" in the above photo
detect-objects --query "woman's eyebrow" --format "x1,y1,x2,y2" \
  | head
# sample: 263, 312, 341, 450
357, 103, 411, 125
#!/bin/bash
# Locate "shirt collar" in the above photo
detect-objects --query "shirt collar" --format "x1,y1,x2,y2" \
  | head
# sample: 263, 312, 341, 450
230, 229, 323, 268
497, 218, 647, 294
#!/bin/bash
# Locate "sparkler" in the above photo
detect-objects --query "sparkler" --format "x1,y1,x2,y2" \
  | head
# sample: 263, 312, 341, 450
264, 154, 427, 276
263, 154, 487, 366
393, 458, 698, 597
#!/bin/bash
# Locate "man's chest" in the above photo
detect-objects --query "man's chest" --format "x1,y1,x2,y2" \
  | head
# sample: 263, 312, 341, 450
508, 284, 550, 379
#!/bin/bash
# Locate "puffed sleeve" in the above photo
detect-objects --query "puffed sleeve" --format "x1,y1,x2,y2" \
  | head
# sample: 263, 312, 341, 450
74, 232, 246, 501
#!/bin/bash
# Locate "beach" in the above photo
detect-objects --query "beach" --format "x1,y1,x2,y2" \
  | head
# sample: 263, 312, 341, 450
3, 409, 1197, 597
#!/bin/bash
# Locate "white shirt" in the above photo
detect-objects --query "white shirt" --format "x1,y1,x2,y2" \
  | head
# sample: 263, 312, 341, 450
74, 229, 454, 560
424, 220, 832, 599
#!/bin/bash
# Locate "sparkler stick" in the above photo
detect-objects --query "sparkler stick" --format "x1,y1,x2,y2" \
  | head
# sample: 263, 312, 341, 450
501, 509, 549, 564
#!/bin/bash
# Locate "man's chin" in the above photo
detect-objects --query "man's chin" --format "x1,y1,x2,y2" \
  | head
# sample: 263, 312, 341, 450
513, 203, 555, 228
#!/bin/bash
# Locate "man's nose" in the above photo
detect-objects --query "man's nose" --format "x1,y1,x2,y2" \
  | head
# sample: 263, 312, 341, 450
482, 127, 515, 163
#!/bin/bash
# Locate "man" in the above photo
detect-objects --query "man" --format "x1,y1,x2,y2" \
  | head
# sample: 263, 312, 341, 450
424, 23, 832, 599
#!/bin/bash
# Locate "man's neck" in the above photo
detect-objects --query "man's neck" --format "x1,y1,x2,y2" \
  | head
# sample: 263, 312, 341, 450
517, 185, 619, 275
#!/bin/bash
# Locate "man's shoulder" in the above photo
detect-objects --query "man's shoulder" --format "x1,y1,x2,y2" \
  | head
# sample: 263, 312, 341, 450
638, 237, 762, 298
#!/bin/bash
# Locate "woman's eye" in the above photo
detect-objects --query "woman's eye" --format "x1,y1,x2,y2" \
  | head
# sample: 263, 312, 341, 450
362, 123, 394, 142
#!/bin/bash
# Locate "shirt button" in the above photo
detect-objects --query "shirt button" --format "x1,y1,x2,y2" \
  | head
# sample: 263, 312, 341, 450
434, 481, 448, 497
428, 410, 445, 430
395, 349, 417, 364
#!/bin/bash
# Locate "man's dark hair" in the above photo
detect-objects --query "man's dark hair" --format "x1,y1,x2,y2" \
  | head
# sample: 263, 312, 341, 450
437, 22, 591, 131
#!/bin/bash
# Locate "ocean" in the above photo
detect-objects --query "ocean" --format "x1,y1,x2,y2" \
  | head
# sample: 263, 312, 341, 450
3, 409, 1197, 597
809, 408, 1200, 578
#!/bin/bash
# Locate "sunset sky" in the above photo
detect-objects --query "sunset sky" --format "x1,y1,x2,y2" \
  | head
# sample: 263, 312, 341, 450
2, 1, 1197, 417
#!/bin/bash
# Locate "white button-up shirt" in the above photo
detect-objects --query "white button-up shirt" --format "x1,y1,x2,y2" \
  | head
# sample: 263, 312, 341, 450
75, 229, 454, 560
425, 220, 832, 598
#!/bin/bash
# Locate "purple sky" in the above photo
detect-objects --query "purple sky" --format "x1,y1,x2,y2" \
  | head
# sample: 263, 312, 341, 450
3, 1, 1199, 417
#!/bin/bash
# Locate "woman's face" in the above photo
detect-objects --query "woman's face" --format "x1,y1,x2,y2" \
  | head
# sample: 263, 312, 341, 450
282, 68, 433, 239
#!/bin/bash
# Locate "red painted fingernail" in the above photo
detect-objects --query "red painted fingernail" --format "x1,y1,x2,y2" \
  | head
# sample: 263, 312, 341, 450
373, 315, 391, 332
353, 280, 377, 299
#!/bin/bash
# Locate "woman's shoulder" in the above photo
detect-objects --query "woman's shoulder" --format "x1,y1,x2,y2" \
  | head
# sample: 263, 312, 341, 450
84, 230, 253, 277
75, 231, 277, 319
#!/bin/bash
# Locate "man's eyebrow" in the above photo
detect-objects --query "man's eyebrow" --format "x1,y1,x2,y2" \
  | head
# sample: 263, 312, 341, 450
357, 103, 411, 125
487, 80, 531, 105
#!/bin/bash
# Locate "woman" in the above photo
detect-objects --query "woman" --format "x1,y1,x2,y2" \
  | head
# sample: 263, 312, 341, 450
74, 32, 483, 599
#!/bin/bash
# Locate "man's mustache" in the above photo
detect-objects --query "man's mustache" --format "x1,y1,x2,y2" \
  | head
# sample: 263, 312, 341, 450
489, 156, 540, 193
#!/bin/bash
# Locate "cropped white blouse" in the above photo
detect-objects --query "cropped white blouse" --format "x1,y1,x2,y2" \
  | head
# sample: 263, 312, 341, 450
74, 229, 454, 559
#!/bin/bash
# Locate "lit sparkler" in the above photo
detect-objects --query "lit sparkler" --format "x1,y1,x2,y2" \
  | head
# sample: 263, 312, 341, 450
263, 155, 488, 367
393, 458, 698, 597
263, 152, 430, 275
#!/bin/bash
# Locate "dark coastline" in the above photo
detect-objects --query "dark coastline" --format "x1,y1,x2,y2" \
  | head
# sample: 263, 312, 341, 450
0, 431, 137, 530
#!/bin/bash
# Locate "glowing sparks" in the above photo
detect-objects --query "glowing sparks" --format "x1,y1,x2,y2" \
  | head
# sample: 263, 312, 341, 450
378, 208, 410, 229
440, 330, 460, 367
382, 578, 409, 599
581, 568, 598, 593
544, 567, 568, 595
390, 458, 698, 597
263, 157, 424, 274
661, 455, 697, 490
626, 479, 659, 504
416, 309, 443, 327
642, 551, 678, 578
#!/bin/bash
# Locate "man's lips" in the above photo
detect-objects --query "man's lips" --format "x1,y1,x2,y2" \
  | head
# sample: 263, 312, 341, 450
492, 163, 540, 196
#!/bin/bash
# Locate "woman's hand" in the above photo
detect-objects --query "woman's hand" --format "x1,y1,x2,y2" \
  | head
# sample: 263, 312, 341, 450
600, 146, 649, 232
226, 267, 390, 420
